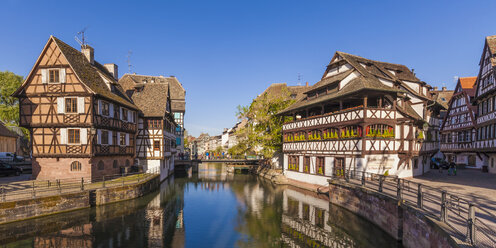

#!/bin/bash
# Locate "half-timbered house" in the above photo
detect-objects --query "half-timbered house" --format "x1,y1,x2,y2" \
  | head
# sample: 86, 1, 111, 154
128, 82, 176, 181
474, 35, 496, 173
119, 74, 186, 159
13, 36, 139, 180
440, 77, 482, 168
278, 52, 444, 185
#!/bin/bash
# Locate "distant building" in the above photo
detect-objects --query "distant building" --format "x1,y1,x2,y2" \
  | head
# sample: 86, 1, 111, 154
119, 74, 186, 159
473, 35, 496, 173
279, 51, 446, 184
14, 36, 138, 180
440, 77, 481, 168
128, 82, 176, 181
0, 122, 17, 153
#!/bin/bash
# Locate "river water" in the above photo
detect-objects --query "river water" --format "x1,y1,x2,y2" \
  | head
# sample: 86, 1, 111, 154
1, 163, 399, 248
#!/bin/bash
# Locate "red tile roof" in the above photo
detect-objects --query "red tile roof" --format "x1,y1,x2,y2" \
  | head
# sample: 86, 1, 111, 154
459, 77, 477, 89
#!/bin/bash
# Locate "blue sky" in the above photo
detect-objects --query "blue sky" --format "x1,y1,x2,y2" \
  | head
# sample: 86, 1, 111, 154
1, 0, 495, 136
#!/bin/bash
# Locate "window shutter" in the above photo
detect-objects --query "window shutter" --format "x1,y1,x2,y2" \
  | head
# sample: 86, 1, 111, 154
41, 69, 47, 84
60, 68, 66, 83
57, 97, 65, 114
77, 97, 85, 114
120, 107, 123, 120
117, 132, 120, 145
97, 129, 102, 144
108, 131, 113, 145
109, 104, 114, 118
126, 133, 129, 146
98, 100, 102, 115
80, 128, 88, 144
127, 110, 132, 122
60, 128, 67, 144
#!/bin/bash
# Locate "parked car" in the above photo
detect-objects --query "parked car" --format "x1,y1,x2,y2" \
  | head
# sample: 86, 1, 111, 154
0, 161, 22, 176
430, 158, 449, 170
0, 152, 24, 162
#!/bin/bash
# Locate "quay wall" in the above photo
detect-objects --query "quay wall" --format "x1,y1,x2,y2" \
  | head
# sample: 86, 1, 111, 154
328, 179, 457, 248
0, 174, 159, 225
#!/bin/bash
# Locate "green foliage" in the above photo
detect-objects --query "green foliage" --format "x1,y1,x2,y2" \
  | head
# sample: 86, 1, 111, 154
231, 88, 296, 158
0, 71, 23, 125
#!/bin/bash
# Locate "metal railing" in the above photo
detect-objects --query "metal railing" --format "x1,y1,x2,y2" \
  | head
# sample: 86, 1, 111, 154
0, 168, 159, 203
329, 169, 496, 248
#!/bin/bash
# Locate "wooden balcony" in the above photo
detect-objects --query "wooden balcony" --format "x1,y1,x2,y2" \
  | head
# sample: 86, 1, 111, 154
94, 115, 137, 133
282, 107, 396, 131
440, 141, 473, 152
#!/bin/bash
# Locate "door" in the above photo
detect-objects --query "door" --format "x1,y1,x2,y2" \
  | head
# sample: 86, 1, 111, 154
468, 155, 476, 167
334, 158, 345, 177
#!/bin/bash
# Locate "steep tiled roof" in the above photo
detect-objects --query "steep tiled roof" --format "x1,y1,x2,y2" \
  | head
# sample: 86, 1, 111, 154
280, 75, 402, 114
119, 74, 186, 112
257, 83, 310, 101
51, 37, 137, 109
334, 52, 421, 83
0, 122, 17, 138
430, 89, 454, 109
486, 35, 496, 55
130, 83, 169, 117
459, 77, 477, 90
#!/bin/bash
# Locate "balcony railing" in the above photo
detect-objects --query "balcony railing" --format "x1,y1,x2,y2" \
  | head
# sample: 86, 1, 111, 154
283, 107, 396, 131
440, 142, 473, 151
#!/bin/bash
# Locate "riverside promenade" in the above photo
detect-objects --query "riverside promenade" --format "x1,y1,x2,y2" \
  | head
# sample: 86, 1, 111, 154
328, 170, 496, 248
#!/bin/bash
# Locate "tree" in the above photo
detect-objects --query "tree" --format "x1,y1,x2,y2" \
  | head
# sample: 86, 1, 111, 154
232, 87, 295, 158
0, 71, 23, 125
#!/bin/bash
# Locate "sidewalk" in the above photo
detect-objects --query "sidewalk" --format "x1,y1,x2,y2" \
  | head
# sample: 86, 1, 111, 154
410, 169, 496, 213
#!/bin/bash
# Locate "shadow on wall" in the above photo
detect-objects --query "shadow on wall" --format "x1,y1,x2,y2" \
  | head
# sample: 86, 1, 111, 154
31, 159, 40, 179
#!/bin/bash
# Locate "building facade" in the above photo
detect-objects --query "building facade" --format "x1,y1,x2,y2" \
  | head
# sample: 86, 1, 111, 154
14, 36, 138, 180
279, 52, 445, 185
129, 83, 176, 181
440, 77, 483, 168
0, 122, 17, 153
474, 35, 496, 173
119, 74, 186, 159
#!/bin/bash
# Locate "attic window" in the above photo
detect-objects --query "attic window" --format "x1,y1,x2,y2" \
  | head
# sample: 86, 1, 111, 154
143, 80, 147, 84
49, 69, 60, 83
290, 94, 297, 99
441, 98, 446, 101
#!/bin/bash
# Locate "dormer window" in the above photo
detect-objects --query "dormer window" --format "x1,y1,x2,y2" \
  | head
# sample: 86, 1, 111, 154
49, 69, 60, 83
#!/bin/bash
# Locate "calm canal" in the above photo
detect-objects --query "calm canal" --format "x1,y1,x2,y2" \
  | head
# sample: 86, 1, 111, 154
1, 163, 399, 248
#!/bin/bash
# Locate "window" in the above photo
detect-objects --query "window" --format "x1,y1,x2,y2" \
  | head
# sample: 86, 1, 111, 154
316, 157, 325, 175
315, 208, 325, 228
122, 108, 128, 121
341, 126, 362, 138
70, 161, 81, 171
323, 128, 339, 140
101, 101, 109, 116
97, 161, 104, 170
153, 140, 160, 151
148, 119, 161, 129
302, 203, 310, 221
65, 98, 78, 113
68, 129, 80, 144
366, 125, 394, 138
113, 160, 118, 168
120, 133, 126, 146
101, 130, 109, 145
49, 69, 60, 83
288, 156, 299, 171
176, 137, 181, 146
303, 156, 310, 173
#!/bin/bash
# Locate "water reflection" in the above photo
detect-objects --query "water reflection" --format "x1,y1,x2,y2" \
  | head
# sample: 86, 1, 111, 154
2, 163, 398, 248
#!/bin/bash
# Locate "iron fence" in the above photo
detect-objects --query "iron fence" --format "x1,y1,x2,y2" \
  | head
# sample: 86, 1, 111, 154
329, 169, 496, 248
0, 168, 159, 203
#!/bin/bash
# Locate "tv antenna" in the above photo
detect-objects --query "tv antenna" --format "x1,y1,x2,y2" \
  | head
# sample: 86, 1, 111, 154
297, 73, 302, 86
75, 27, 88, 46
127, 50, 133, 73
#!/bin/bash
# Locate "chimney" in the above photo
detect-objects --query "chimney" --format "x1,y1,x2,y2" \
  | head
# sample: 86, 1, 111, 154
104, 64, 118, 80
306, 82, 309, 87
433, 87, 438, 91
81, 45, 94, 65
442, 87, 447, 91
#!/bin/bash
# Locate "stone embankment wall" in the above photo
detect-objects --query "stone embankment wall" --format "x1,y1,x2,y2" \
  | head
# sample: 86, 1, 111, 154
0, 175, 159, 225
328, 180, 458, 248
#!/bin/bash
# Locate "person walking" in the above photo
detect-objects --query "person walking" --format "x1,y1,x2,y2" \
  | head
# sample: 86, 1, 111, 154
448, 162, 455, 176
